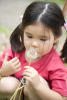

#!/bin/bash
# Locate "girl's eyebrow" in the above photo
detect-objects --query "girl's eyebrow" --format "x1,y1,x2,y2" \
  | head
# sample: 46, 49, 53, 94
41, 35, 49, 39
25, 32, 32, 35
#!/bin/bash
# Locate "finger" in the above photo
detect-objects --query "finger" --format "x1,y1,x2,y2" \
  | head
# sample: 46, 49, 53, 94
10, 57, 18, 63
4, 53, 8, 62
23, 76, 31, 82
24, 66, 30, 69
24, 67, 37, 74
15, 67, 21, 72
23, 76, 30, 80
15, 63, 21, 69
24, 66, 35, 71
24, 69, 32, 74
23, 71, 31, 77
13, 59, 20, 66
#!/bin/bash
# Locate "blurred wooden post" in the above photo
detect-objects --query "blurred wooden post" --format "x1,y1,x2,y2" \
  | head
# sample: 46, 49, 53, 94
63, 0, 67, 20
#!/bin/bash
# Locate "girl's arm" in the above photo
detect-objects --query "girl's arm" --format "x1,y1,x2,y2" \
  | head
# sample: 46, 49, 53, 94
23, 66, 67, 100
33, 78, 67, 100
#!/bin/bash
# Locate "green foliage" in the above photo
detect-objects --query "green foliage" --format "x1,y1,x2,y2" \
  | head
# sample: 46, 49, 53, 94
0, 27, 11, 34
65, 64, 67, 67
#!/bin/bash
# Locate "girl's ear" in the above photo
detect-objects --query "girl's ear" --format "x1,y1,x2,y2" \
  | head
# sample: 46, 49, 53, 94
54, 36, 59, 44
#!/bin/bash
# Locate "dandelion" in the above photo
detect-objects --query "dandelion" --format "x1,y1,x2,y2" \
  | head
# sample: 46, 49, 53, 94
26, 47, 38, 65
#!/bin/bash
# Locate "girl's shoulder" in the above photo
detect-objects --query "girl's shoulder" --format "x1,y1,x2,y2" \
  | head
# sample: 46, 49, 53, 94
0, 46, 14, 61
0, 46, 13, 68
48, 47, 66, 71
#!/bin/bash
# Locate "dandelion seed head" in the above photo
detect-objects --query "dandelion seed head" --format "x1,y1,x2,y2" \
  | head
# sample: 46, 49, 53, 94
26, 47, 38, 59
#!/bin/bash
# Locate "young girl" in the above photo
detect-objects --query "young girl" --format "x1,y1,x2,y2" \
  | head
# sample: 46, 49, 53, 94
0, 1, 67, 100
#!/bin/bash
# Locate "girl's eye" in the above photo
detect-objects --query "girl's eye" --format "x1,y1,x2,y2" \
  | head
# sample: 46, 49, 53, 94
40, 39, 46, 41
27, 35, 32, 38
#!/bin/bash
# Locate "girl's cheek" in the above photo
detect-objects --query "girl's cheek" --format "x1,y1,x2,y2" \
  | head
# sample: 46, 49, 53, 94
40, 44, 50, 55
24, 39, 31, 49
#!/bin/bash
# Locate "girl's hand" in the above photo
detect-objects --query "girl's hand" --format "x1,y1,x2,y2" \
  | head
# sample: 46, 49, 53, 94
23, 66, 40, 89
1, 54, 21, 76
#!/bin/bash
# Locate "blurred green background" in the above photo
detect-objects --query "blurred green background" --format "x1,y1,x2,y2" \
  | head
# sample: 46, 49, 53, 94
43, 0, 65, 4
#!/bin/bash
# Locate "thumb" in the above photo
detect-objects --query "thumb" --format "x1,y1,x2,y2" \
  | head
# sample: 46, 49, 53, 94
4, 53, 8, 62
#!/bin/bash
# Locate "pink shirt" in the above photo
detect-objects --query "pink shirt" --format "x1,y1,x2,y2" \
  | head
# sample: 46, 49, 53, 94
0, 46, 67, 96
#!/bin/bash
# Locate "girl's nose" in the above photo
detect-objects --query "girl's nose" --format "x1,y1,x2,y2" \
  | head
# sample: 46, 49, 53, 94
32, 40, 39, 48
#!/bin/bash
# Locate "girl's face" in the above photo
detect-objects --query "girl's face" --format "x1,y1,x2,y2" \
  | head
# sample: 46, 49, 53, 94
24, 22, 55, 61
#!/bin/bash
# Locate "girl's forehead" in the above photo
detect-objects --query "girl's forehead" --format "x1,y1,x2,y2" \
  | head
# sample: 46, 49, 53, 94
24, 22, 53, 37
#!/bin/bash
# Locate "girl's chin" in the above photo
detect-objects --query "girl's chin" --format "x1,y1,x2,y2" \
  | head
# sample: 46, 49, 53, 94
27, 56, 42, 63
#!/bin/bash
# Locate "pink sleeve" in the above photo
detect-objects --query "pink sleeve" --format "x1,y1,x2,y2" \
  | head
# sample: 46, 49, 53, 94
49, 68, 67, 96
0, 47, 13, 69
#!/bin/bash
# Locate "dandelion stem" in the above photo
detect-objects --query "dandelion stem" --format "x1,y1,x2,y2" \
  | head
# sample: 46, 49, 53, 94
10, 78, 26, 100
